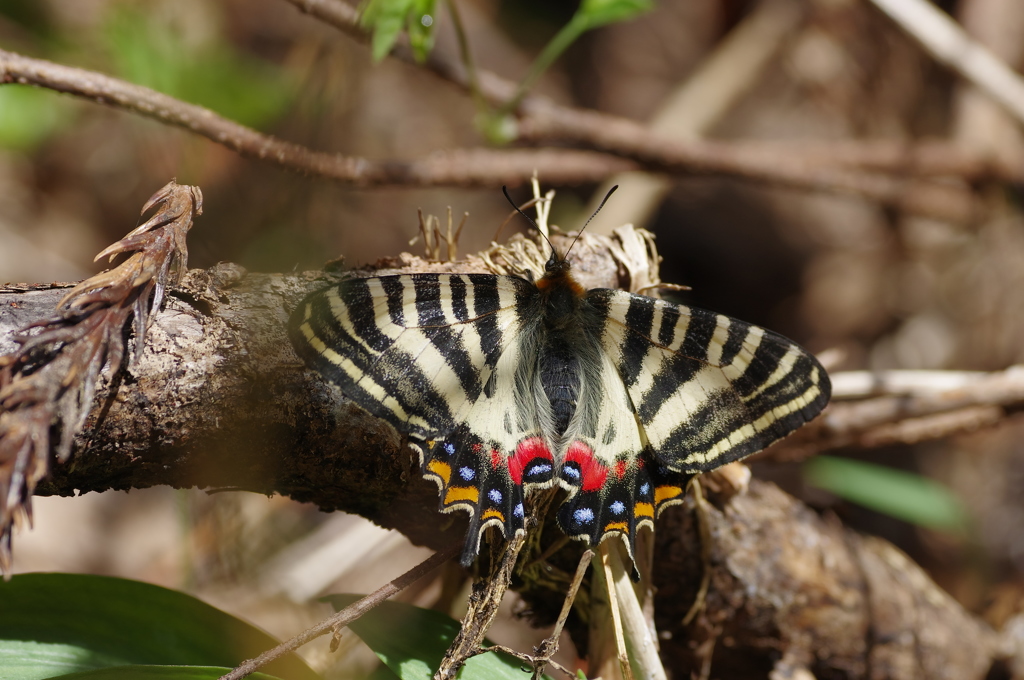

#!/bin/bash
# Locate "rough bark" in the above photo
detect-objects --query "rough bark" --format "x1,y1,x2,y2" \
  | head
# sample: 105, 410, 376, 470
654, 479, 998, 680
2, 267, 445, 549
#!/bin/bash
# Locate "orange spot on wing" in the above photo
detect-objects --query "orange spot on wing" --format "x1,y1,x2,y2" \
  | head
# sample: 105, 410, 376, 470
427, 460, 452, 486
614, 460, 628, 479
654, 485, 683, 505
634, 502, 654, 518
444, 486, 479, 505
481, 509, 505, 522
603, 522, 629, 533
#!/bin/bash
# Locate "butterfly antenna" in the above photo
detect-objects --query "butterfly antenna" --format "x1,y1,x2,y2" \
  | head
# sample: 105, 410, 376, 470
565, 184, 618, 257
502, 185, 556, 258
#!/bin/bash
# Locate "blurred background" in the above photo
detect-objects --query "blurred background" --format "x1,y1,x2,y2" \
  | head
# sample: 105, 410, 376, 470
4, 0, 1024, 676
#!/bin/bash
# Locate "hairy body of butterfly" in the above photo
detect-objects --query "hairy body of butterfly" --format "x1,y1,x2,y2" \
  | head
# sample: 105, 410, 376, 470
289, 253, 831, 566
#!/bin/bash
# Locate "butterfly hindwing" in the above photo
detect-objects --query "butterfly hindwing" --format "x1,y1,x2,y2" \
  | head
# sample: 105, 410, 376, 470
552, 340, 658, 559
590, 289, 831, 473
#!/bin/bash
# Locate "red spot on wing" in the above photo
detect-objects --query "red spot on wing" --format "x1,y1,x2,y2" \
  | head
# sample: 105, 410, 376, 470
509, 437, 553, 485
565, 441, 608, 492
490, 449, 502, 470
614, 460, 628, 480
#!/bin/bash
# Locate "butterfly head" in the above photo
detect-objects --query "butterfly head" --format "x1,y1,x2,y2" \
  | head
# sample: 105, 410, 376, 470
544, 249, 571, 276
501, 184, 618, 296
536, 247, 585, 299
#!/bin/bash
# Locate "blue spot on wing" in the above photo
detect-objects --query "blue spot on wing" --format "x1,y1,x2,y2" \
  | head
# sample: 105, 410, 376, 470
528, 463, 552, 476
573, 508, 595, 525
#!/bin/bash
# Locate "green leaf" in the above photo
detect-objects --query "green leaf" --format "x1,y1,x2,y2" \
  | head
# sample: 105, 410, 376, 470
0, 573, 320, 680
46, 665, 284, 680
577, 0, 653, 29
495, 0, 651, 118
0, 85, 74, 151
360, 0, 437, 62
103, 6, 296, 129
323, 595, 552, 680
803, 456, 970, 534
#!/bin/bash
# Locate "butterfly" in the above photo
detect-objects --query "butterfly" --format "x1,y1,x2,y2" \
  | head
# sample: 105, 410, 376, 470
288, 207, 831, 567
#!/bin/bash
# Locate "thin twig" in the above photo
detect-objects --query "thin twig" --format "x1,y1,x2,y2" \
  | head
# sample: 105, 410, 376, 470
283, 0, 1023, 188
870, 0, 1024, 126
766, 364, 1024, 460
435, 488, 558, 680
517, 106, 981, 223
285, 0, 1024, 185
218, 542, 460, 680
531, 549, 593, 680
0, 38, 1010, 223
830, 369, 992, 398
0, 49, 632, 188
599, 543, 635, 680
682, 480, 712, 626
282, 2, 1000, 221
0, 5, 1005, 217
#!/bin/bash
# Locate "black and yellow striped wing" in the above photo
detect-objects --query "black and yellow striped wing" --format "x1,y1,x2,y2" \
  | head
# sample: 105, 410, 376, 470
552, 289, 829, 555
291, 274, 524, 438
290, 273, 557, 562
290, 269, 831, 565
591, 289, 829, 473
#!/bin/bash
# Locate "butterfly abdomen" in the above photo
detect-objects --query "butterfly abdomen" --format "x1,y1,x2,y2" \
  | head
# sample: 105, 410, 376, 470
537, 336, 580, 438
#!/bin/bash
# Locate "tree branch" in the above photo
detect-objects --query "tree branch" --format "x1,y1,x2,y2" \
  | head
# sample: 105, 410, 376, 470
282, 0, 1022, 223
3, 10, 1020, 224
765, 364, 1024, 460
654, 478, 998, 679
1, 260, 1014, 678
0, 48, 633, 188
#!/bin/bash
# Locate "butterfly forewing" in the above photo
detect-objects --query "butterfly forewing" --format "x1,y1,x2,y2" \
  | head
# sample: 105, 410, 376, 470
590, 289, 830, 473
291, 273, 555, 563
292, 274, 522, 436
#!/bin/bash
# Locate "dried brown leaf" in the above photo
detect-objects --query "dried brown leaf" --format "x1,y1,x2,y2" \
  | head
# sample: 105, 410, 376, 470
0, 180, 201, 576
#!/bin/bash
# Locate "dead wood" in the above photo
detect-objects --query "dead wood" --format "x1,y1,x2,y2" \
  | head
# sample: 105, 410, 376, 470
0, 258, 1014, 678
653, 478, 998, 680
